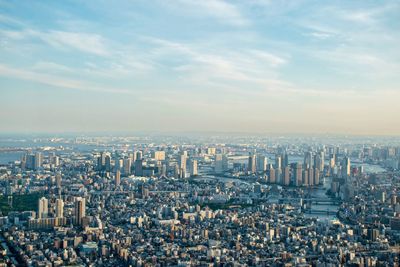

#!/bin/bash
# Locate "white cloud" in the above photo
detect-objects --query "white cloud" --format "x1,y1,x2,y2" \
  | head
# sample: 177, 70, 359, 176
0, 64, 134, 95
164, 0, 249, 26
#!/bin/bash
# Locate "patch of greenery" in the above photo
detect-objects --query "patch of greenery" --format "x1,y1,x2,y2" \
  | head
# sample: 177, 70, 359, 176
0, 193, 43, 216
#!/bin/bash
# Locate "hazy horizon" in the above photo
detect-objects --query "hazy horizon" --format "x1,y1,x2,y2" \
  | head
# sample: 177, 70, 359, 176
1, 1, 399, 135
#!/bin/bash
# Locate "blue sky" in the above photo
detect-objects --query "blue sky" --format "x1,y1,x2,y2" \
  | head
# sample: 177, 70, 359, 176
1, 0, 399, 135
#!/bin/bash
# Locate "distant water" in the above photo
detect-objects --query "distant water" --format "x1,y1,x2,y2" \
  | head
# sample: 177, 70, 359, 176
0, 152, 24, 164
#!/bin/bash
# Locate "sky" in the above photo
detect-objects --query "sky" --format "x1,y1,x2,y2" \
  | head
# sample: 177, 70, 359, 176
0, 0, 399, 135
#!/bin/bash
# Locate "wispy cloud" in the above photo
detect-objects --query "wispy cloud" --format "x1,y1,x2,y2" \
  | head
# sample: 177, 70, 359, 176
163, 0, 249, 26
0, 64, 134, 95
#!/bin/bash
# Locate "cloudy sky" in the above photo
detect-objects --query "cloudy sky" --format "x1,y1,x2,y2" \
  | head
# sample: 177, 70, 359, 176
1, 0, 399, 135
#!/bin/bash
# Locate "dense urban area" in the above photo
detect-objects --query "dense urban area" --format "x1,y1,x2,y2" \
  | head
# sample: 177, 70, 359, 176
0, 135, 399, 266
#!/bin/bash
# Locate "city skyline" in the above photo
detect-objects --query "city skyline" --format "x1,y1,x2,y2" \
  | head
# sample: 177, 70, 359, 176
1, 1, 400, 135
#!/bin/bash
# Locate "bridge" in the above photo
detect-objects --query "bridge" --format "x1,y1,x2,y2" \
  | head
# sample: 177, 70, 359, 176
278, 198, 342, 205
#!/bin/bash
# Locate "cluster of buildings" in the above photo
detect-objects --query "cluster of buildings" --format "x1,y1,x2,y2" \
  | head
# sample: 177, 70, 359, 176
0, 136, 399, 266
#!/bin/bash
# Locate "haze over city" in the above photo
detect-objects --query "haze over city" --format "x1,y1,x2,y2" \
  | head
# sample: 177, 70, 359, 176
1, 0, 400, 135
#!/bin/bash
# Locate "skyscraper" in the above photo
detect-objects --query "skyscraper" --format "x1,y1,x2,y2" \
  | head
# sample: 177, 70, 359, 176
248, 154, 256, 174
269, 167, 276, 183
179, 153, 187, 178
135, 159, 143, 176
294, 163, 302, 186
342, 156, 351, 178
189, 159, 198, 177
115, 170, 121, 187
215, 154, 228, 174
275, 155, 282, 170
123, 157, 132, 175
74, 197, 86, 226
304, 151, 313, 169
38, 197, 48, 219
34, 152, 42, 170
55, 198, 64, 218
152, 151, 165, 161
256, 155, 267, 173
284, 166, 290, 186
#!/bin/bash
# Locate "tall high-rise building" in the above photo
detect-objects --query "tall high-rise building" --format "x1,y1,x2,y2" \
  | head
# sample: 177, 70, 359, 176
38, 197, 48, 219
56, 173, 62, 188
248, 154, 256, 174
105, 154, 111, 172
342, 156, 351, 178
207, 147, 216, 155
55, 198, 64, 218
123, 158, 132, 175
152, 151, 165, 161
275, 155, 282, 170
314, 168, 320, 185
136, 151, 143, 161
34, 152, 42, 170
215, 154, 228, 174
135, 159, 143, 176
269, 167, 276, 183
304, 151, 313, 169
294, 163, 303, 186
189, 159, 198, 176
179, 153, 187, 178
302, 169, 309, 186
97, 152, 111, 172
74, 197, 86, 226
115, 158, 123, 171
115, 170, 121, 187
276, 168, 283, 184
283, 153, 289, 169
257, 155, 267, 173
284, 166, 290, 186
308, 168, 314, 186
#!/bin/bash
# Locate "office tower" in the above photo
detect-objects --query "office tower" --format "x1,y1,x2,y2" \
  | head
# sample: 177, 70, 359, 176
135, 159, 143, 176
130, 152, 137, 163
49, 152, 59, 167
294, 163, 302, 186
329, 155, 335, 168
161, 164, 167, 176
105, 154, 111, 172
38, 197, 48, 219
304, 151, 313, 169
215, 154, 228, 174
275, 155, 282, 170
248, 154, 256, 174
115, 158, 123, 171
284, 166, 290, 186
115, 170, 121, 187
152, 151, 165, 161
276, 168, 283, 184
34, 152, 42, 170
308, 168, 314, 186
179, 153, 187, 178
342, 156, 351, 178
189, 159, 198, 176
207, 147, 216, 155
314, 168, 320, 185
136, 151, 143, 160
269, 167, 276, 183
123, 158, 132, 175
302, 169, 309, 186
56, 173, 62, 188
74, 197, 86, 226
55, 199, 64, 218
256, 155, 267, 172
283, 153, 289, 169
318, 151, 325, 171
